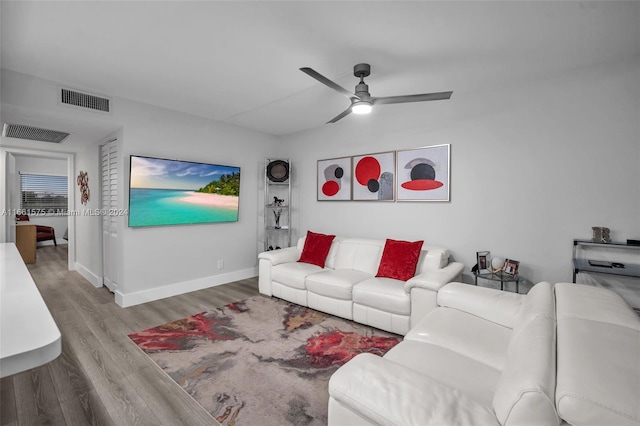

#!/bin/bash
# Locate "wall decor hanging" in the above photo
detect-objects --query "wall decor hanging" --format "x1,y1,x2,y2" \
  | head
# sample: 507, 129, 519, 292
77, 170, 90, 205
317, 157, 352, 201
352, 151, 395, 201
396, 144, 450, 202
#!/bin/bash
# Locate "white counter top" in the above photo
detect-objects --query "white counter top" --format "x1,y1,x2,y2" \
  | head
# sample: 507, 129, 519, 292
0, 243, 61, 377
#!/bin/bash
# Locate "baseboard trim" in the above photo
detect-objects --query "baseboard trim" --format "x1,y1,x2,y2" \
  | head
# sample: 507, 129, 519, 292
74, 262, 102, 288
115, 267, 258, 308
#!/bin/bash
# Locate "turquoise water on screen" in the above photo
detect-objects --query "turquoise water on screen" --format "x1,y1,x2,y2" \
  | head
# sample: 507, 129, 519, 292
128, 188, 238, 227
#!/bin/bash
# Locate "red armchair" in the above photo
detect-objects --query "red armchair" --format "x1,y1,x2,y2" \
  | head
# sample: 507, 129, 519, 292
16, 215, 57, 247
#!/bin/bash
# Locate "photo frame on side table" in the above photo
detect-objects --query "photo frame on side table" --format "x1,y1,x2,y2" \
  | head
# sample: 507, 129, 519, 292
477, 251, 491, 273
317, 157, 352, 201
503, 259, 520, 276
352, 151, 395, 201
396, 144, 450, 202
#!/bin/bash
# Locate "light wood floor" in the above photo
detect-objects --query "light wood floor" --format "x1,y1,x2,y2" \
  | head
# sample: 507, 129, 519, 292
1, 245, 259, 426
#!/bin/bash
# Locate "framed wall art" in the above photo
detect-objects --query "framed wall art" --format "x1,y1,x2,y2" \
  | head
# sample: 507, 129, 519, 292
352, 151, 395, 201
396, 144, 450, 202
317, 156, 352, 201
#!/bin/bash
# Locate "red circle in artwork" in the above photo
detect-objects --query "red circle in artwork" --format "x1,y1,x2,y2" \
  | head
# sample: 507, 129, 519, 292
355, 157, 381, 186
322, 180, 340, 196
401, 180, 444, 191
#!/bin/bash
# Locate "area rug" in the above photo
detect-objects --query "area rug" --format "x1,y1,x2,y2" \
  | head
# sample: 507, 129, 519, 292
128, 296, 401, 425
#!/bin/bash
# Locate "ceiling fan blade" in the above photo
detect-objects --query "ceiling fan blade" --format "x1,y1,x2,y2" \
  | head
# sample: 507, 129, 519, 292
373, 91, 453, 105
326, 107, 353, 124
300, 67, 358, 100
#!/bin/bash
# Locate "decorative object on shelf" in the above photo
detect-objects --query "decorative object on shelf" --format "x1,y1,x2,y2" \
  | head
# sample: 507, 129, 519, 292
352, 151, 395, 201
476, 251, 491, 274
318, 156, 352, 201
272, 196, 284, 206
396, 144, 450, 202
273, 208, 282, 229
266, 160, 289, 183
591, 226, 611, 243
77, 170, 90, 205
491, 256, 506, 273
503, 259, 520, 276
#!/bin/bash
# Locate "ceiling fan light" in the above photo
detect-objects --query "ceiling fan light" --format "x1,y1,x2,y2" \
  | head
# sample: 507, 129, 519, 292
352, 101, 372, 115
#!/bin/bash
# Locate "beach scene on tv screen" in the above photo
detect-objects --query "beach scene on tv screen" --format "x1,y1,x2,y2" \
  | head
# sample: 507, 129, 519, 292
129, 156, 240, 227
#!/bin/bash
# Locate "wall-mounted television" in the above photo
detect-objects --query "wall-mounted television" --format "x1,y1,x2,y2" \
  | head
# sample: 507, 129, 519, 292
128, 155, 240, 227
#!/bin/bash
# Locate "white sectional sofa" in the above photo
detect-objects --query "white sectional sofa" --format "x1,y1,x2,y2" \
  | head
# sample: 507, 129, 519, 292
258, 235, 464, 335
328, 281, 640, 426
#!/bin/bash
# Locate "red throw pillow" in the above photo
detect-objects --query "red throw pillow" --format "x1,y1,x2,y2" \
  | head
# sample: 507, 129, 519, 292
298, 231, 336, 268
376, 239, 424, 281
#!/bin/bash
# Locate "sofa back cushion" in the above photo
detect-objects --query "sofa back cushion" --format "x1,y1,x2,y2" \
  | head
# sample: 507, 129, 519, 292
492, 282, 559, 426
415, 246, 450, 272
555, 283, 640, 426
333, 238, 384, 275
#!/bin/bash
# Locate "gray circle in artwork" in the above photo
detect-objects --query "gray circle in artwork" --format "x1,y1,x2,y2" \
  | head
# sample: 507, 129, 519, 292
334, 167, 344, 179
367, 179, 380, 193
410, 163, 436, 181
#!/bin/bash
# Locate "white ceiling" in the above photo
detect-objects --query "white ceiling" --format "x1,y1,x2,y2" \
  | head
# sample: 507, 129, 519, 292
1, 1, 638, 142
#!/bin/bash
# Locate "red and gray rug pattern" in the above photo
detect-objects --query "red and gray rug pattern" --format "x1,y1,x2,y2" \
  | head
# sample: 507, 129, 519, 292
128, 296, 401, 425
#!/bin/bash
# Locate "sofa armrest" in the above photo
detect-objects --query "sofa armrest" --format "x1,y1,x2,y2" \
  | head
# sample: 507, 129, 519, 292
257, 246, 300, 266
329, 353, 499, 426
404, 261, 464, 294
438, 282, 524, 328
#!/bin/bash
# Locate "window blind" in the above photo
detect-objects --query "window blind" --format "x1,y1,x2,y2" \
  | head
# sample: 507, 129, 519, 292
20, 173, 68, 213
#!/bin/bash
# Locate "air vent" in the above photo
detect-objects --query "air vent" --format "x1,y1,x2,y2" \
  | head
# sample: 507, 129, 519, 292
2, 123, 70, 143
60, 87, 111, 113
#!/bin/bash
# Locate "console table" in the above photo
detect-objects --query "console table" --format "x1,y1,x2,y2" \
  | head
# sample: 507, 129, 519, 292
572, 239, 640, 283
0, 243, 61, 377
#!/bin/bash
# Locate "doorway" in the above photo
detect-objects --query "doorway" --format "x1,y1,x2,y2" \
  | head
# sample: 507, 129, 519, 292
1, 147, 75, 271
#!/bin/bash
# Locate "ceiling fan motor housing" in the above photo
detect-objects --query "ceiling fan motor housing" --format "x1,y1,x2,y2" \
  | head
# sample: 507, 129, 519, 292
355, 83, 371, 101
353, 63, 371, 78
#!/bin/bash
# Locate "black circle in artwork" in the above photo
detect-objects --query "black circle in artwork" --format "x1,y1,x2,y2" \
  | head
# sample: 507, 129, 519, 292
334, 167, 344, 179
410, 163, 436, 181
367, 179, 380, 193
267, 160, 289, 182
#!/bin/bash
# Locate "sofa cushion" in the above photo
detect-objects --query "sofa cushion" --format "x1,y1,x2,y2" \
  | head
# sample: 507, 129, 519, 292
555, 283, 640, 426
437, 282, 524, 329
298, 231, 335, 268
271, 262, 323, 290
376, 239, 424, 281
353, 278, 410, 315
384, 340, 502, 408
329, 353, 500, 426
306, 269, 372, 300
405, 307, 512, 371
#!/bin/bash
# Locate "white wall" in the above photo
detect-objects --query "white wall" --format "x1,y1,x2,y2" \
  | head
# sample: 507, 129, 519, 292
13, 155, 68, 245
116, 99, 278, 306
280, 56, 640, 290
